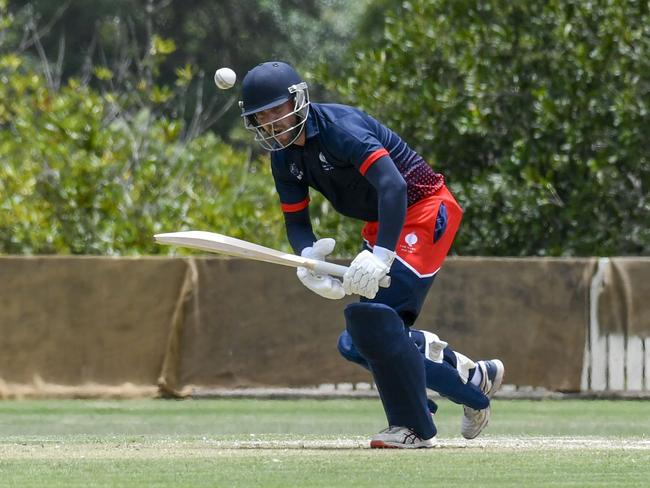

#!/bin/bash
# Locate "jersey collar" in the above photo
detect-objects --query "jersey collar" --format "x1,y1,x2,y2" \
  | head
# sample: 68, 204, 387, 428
304, 105, 319, 139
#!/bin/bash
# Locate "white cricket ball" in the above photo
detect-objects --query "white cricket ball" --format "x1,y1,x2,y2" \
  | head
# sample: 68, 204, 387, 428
214, 67, 236, 89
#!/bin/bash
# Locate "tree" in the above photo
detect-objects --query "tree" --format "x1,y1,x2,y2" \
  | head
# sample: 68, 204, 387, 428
321, 0, 650, 256
1, 0, 367, 256
7, 0, 363, 140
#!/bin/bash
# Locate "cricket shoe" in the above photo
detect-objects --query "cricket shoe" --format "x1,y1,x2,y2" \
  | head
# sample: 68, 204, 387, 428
461, 359, 505, 440
370, 426, 436, 449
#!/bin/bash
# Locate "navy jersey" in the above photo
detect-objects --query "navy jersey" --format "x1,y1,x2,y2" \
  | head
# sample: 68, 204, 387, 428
271, 103, 444, 221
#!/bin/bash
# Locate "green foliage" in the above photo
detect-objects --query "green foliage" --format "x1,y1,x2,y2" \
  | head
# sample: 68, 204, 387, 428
7, 0, 365, 141
0, 1, 367, 257
4, 1, 649, 257
322, 0, 650, 256
0, 52, 290, 255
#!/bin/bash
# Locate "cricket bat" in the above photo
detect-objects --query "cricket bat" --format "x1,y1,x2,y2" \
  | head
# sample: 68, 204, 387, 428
154, 231, 391, 288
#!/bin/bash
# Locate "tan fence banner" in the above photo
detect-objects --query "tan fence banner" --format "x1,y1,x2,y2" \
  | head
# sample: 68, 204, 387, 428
0, 255, 610, 393
0, 257, 186, 385
171, 258, 364, 391
584, 257, 650, 392
424, 258, 596, 392
598, 257, 650, 337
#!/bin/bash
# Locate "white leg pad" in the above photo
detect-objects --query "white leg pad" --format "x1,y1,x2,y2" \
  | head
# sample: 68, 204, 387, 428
415, 330, 476, 384
420, 331, 447, 363
453, 352, 476, 384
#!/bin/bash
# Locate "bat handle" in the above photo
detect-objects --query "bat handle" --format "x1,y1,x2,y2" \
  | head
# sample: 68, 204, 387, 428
312, 261, 391, 288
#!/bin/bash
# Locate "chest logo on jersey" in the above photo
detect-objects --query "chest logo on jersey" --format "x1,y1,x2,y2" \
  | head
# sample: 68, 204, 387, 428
318, 152, 335, 171
289, 162, 303, 180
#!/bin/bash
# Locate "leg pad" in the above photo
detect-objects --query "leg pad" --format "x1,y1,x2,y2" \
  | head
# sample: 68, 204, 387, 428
344, 302, 407, 361
344, 302, 436, 439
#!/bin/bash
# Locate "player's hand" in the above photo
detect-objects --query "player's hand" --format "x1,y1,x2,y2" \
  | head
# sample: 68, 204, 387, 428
343, 247, 395, 299
296, 238, 345, 300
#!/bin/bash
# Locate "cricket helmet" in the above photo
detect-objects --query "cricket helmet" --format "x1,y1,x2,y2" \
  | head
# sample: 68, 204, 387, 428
239, 61, 310, 151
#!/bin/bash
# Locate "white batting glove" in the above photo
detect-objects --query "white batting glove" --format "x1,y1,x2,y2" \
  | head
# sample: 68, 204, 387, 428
296, 238, 345, 300
343, 246, 395, 299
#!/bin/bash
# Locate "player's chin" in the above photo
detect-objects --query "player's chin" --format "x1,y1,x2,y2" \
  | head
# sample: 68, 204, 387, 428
275, 132, 293, 145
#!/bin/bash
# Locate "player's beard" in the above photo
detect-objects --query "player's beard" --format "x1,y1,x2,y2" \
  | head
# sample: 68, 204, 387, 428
271, 122, 302, 148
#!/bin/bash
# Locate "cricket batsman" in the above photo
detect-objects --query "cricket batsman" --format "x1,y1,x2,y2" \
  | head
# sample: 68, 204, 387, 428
239, 61, 504, 448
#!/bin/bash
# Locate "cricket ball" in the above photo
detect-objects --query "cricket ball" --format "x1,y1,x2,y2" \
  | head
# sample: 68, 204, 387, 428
214, 67, 237, 89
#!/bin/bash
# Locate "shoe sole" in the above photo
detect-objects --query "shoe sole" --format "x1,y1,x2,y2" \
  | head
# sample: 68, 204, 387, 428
370, 440, 435, 449
461, 406, 490, 440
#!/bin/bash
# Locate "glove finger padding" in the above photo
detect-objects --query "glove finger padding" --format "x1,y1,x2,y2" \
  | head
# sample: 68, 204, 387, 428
309, 238, 336, 258
296, 238, 344, 300
343, 249, 390, 299
297, 266, 345, 300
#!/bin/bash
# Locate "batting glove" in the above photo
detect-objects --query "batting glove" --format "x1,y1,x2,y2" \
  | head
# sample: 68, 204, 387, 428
343, 246, 395, 299
296, 238, 345, 300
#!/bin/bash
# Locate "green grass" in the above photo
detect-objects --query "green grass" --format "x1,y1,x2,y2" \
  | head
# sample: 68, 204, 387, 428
0, 399, 649, 487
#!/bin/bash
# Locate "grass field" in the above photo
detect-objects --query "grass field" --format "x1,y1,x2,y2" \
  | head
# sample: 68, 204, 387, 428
0, 398, 649, 487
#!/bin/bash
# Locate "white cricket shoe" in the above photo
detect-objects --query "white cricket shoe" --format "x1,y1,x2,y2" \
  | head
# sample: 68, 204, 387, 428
370, 426, 436, 449
461, 359, 505, 440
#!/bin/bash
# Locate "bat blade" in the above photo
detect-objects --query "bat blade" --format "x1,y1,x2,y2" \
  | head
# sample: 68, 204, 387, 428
155, 231, 297, 262
154, 230, 390, 287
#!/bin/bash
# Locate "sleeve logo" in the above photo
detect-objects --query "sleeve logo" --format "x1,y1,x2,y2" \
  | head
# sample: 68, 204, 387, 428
318, 152, 335, 171
289, 162, 304, 180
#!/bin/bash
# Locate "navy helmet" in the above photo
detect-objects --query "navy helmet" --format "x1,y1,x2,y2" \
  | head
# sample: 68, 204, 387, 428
239, 61, 310, 151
